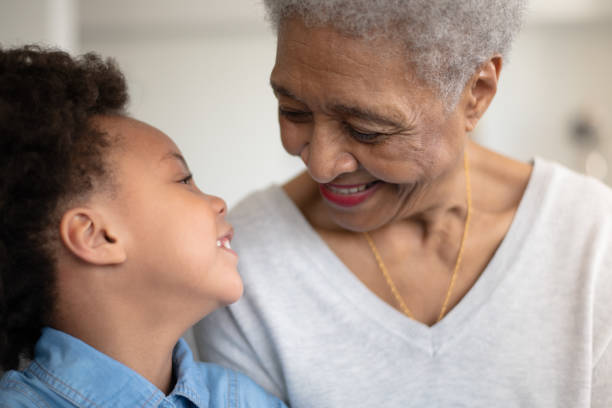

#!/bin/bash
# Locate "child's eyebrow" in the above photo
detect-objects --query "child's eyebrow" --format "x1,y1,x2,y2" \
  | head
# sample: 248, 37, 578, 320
161, 151, 191, 172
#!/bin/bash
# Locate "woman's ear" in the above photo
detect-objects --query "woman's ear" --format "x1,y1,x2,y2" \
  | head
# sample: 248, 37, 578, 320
463, 55, 502, 132
59, 207, 127, 265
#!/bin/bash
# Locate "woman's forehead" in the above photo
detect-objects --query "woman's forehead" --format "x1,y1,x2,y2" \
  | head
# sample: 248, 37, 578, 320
272, 23, 436, 114
273, 19, 429, 99
277, 18, 404, 67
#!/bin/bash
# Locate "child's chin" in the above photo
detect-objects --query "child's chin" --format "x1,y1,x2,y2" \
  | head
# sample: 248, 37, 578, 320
221, 279, 245, 306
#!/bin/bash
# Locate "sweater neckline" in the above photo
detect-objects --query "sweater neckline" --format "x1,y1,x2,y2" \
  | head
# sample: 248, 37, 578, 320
269, 158, 551, 355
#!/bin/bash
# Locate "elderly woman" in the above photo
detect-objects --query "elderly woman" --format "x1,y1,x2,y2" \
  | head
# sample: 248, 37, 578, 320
195, 1, 612, 406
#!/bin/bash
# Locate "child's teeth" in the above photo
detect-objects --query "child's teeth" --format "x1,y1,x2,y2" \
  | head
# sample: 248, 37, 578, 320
217, 238, 232, 249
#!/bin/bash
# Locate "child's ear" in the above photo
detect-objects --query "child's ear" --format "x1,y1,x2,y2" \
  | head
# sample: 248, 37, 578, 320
59, 208, 126, 265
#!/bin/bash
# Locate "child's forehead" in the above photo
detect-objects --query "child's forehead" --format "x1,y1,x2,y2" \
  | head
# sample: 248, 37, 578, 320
95, 115, 179, 157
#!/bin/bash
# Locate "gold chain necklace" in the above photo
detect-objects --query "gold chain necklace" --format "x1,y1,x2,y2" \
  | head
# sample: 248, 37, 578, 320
363, 150, 472, 323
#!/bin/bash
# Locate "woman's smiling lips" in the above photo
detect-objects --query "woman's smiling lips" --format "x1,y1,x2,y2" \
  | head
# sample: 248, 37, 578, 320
319, 181, 382, 207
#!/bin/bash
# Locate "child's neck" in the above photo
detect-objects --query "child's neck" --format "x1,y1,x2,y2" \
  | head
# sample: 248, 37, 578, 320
54, 315, 180, 395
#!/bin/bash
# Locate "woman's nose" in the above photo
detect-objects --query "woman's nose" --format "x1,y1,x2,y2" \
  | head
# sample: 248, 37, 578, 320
300, 126, 359, 184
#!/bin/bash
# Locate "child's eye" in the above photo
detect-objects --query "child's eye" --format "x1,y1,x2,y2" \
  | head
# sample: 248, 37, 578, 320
179, 174, 193, 185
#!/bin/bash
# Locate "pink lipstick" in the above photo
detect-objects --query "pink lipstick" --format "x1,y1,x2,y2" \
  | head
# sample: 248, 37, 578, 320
319, 181, 381, 207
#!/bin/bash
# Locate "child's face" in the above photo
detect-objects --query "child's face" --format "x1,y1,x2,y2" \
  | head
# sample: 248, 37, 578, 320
96, 116, 242, 318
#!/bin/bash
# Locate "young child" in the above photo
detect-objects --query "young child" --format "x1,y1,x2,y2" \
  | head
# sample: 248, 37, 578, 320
0, 45, 287, 407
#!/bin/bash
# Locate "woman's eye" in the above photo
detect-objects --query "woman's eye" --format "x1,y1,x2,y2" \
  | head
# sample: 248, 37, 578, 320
347, 126, 380, 143
278, 107, 312, 123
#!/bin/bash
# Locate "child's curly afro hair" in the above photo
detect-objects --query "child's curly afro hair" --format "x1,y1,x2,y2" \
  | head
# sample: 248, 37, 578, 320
0, 45, 128, 370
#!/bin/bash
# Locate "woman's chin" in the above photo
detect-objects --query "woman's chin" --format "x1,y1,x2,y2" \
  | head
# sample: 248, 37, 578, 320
325, 203, 395, 233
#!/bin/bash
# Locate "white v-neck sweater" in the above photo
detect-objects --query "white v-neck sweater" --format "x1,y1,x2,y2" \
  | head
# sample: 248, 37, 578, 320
194, 159, 612, 408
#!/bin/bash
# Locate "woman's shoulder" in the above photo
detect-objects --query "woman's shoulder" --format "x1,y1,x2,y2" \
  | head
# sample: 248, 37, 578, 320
531, 157, 612, 219
511, 158, 612, 258
228, 182, 313, 245
196, 362, 287, 407
229, 184, 293, 224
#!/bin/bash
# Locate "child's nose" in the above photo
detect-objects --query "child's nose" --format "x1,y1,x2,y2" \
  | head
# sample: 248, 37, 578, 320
210, 195, 227, 216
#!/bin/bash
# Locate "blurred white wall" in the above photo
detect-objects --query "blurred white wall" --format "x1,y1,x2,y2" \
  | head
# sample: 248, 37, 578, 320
78, 0, 303, 207
0, 0, 78, 52
479, 21, 612, 183
82, 32, 302, 207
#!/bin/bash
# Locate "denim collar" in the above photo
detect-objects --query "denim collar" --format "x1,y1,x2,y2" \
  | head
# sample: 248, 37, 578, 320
26, 327, 209, 408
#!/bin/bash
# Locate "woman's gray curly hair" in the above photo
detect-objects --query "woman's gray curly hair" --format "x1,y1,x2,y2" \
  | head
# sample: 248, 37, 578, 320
263, 0, 527, 108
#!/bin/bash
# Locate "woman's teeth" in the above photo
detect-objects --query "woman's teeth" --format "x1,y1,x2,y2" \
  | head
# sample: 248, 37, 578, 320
216, 238, 232, 250
326, 181, 378, 195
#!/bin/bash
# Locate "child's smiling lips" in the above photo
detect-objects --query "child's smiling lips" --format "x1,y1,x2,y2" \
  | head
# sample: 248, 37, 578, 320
216, 228, 237, 255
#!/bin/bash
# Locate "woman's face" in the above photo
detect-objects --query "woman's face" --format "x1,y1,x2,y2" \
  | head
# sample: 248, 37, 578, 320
270, 19, 470, 232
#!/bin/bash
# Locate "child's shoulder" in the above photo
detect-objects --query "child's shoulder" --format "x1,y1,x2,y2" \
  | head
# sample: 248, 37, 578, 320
196, 362, 287, 407
0, 369, 58, 407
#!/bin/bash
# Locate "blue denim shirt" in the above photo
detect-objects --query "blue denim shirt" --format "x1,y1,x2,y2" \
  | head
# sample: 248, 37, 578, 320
0, 327, 286, 407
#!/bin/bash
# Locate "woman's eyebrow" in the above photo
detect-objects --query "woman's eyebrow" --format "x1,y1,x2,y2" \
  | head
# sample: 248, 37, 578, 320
272, 80, 411, 130
270, 81, 306, 104
330, 103, 408, 128
272, 81, 408, 127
